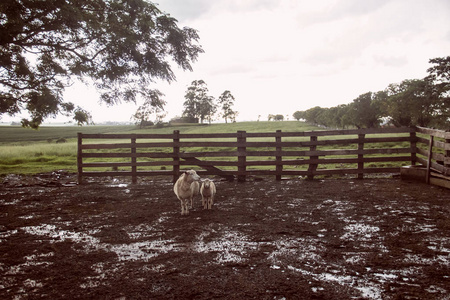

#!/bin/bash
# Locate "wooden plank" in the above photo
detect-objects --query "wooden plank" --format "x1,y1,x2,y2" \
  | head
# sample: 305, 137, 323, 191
416, 147, 428, 157
80, 133, 175, 139
131, 135, 137, 184
276, 130, 282, 181
410, 131, 417, 166
81, 170, 175, 177
182, 157, 234, 181
358, 134, 365, 179
363, 136, 413, 143
79, 127, 414, 141
81, 143, 133, 149
430, 177, 450, 189
81, 152, 175, 158
416, 126, 448, 139
179, 151, 239, 158
177, 132, 238, 139
416, 137, 430, 145
180, 160, 238, 167
173, 130, 180, 183
308, 135, 318, 180
98, 148, 408, 160
427, 135, 434, 184
237, 131, 247, 182
77, 132, 83, 184
82, 161, 177, 168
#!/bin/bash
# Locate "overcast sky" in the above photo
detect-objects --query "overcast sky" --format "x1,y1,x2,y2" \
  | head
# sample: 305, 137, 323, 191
4, 0, 450, 124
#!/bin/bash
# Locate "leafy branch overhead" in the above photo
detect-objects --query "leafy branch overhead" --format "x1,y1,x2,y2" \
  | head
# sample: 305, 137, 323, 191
0, 0, 203, 128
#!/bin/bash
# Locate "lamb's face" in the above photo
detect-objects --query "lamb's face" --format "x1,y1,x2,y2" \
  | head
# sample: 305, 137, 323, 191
203, 179, 211, 188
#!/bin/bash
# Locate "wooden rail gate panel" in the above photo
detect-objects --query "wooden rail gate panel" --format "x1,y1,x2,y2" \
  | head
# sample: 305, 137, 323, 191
412, 127, 450, 188
74, 127, 446, 184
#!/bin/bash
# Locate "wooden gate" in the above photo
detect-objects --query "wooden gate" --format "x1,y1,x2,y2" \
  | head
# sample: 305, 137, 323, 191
77, 127, 426, 184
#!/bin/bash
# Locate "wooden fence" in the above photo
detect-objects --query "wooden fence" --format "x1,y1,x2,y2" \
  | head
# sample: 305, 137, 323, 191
414, 126, 450, 184
75, 126, 446, 184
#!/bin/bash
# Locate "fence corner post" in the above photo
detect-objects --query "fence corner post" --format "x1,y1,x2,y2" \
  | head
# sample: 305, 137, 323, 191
357, 133, 365, 179
410, 129, 417, 166
445, 131, 450, 176
77, 132, 83, 185
426, 135, 434, 184
131, 134, 137, 184
276, 130, 282, 181
307, 135, 318, 180
237, 131, 247, 182
173, 130, 180, 183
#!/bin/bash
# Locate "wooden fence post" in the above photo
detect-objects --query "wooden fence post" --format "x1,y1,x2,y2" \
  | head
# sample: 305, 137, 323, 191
410, 129, 417, 166
426, 135, 434, 184
445, 132, 450, 176
237, 131, 247, 182
77, 132, 83, 184
131, 134, 137, 184
307, 135, 318, 180
173, 130, 180, 183
276, 130, 282, 181
358, 133, 365, 179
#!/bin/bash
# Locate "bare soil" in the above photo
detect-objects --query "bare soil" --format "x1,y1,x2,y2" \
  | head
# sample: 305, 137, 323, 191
1, 172, 450, 299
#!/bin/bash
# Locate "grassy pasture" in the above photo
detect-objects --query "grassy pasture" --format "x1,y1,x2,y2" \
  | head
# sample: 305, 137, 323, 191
0, 122, 412, 175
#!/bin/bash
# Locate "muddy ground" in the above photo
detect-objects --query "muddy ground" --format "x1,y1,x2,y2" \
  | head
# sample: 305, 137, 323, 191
1, 172, 450, 299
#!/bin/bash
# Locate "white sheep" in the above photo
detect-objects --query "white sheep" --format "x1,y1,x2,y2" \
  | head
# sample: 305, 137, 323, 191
173, 170, 200, 215
200, 178, 216, 210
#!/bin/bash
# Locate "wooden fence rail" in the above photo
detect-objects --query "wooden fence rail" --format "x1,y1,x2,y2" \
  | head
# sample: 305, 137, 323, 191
75, 126, 448, 184
414, 126, 450, 183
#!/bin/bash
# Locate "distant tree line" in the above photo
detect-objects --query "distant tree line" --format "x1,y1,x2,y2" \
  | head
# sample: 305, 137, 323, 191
293, 56, 450, 130
181, 80, 238, 124
268, 114, 285, 121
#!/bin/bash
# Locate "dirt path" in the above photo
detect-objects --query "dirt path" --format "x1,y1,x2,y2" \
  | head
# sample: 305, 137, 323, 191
1, 173, 450, 299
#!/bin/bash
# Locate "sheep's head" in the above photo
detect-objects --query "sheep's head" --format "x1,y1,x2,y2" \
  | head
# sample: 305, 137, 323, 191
185, 169, 200, 182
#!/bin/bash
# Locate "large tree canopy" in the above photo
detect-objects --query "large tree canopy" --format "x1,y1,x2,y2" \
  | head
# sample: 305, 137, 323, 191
0, 0, 203, 128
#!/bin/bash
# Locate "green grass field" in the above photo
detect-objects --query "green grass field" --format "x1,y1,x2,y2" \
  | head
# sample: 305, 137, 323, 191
0, 122, 320, 175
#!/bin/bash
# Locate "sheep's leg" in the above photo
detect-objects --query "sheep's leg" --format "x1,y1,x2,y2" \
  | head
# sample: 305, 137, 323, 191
180, 200, 185, 215
180, 199, 189, 215
208, 197, 213, 209
190, 196, 194, 209
184, 199, 190, 215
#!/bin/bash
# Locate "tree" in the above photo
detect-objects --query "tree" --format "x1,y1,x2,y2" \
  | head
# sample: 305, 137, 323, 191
384, 79, 446, 127
132, 90, 166, 128
303, 106, 324, 125
274, 114, 284, 121
182, 80, 216, 123
427, 56, 450, 84
293, 111, 304, 121
347, 92, 382, 128
0, 0, 203, 128
217, 90, 237, 123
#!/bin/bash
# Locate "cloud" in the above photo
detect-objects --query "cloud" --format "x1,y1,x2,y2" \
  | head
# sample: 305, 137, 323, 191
155, 0, 213, 22
209, 64, 255, 76
156, 0, 280, 22
49, 0, 450, 123
373, 55, 408, 68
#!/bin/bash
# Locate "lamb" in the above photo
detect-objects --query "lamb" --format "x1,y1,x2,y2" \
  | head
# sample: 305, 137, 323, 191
173, 170, 200, 215
200, 178, 216, 210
